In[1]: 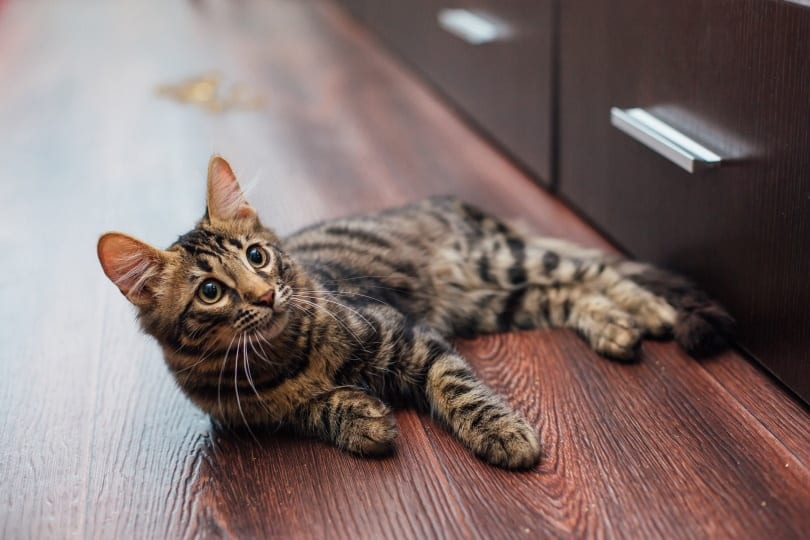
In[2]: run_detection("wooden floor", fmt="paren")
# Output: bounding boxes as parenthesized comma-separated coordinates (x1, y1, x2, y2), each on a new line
(1, 1, 809, 538)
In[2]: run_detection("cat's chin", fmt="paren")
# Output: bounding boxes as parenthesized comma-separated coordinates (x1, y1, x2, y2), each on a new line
(260, 310, 290, 340)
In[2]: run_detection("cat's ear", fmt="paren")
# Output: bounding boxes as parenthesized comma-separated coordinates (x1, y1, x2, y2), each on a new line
(205, 156, 256, 223)
(97, 232, 168, 306)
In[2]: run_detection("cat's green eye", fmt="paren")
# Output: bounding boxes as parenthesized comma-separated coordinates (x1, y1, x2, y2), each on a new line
(246, 244, 268, 268)
(198, 279, 224, 304)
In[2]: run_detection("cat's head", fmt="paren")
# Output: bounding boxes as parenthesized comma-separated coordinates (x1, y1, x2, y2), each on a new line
(98, 156, 297, 359)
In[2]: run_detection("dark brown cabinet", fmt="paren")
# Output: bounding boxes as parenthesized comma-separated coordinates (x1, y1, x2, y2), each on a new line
(339, 0, 554, 184)
(336, 0, 810, 403)
(559, 0, 810, 400)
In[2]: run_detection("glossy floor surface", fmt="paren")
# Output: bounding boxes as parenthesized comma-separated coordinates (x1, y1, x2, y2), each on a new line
(1, 1, 808, 538)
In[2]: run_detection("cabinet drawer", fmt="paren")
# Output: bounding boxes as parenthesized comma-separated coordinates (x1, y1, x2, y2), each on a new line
(560, 0, 810, 400)
(338, 0, 554, 184)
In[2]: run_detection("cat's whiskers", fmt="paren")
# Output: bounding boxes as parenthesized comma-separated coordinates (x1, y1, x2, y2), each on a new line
(290, 297, 365, 350)
(292, 293, 376, 335)
(291, 293, 371, 331)
(175, 335, 230, 375)
(242, 337, 274, 416)
(233, 333, 260, 443)
(295, 289, 396, 308)
(175, 354, 210, 376)
(247, 331, 277, 367)
(289, 296, 368, 350)
(314, 273, 407, 284)
(217, 332, 239, 420)
(255, 331, 275, 350)
(172, 335, 196, 356)
(171, 321, 218, 356)
(288, 301, 314, 320)
(254, 333, 277, 362)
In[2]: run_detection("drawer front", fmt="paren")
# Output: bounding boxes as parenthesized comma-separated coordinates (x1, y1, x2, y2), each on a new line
(338, 0, 554, 184)
(560, 0, 810, 400)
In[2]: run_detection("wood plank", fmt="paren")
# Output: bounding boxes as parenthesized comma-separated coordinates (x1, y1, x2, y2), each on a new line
(431, 334, 810, 538)
(703, 352, 810, 467)
(185, 412, 472, 539)
(0, 0, 808, 539)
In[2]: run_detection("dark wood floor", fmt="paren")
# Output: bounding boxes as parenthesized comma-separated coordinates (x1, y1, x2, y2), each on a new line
(1, 1, 808, 538)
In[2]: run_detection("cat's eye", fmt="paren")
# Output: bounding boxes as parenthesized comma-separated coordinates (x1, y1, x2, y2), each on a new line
(198, 279, 224, 304)
(246, 244, 268, 268)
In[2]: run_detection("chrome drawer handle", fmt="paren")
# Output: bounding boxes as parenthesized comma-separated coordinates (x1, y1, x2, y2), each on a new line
(610, 107, 722, 173)
(437, 8, 509, 45)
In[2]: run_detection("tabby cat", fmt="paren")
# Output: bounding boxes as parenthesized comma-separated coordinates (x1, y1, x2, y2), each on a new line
(97, 156, 732, 469)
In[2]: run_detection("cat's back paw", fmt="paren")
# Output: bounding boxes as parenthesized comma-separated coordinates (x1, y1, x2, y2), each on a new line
(572, 294, 643, 360)
(601, 274, 677, 338)
(633, 294, 677, 338)
(593, 313, 643, 360)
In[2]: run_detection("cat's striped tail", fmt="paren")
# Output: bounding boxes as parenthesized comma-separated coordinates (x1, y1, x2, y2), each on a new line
(616, 262, 735, 357)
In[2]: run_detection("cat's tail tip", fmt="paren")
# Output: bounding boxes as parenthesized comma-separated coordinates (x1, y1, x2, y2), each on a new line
(673, 301, 735, 357)
(620, 263, 735, 357)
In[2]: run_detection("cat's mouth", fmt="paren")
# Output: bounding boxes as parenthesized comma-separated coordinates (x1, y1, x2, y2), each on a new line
(258, 286, 292, 339)
(231, 306, 290, 342)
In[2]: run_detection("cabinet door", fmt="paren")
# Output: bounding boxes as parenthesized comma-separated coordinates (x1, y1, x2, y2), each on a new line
(338, 0, 554, 185)
(560, 0, 810, 401)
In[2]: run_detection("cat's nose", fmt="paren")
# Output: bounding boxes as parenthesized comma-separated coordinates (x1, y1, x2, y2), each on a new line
(255, 288, 275, 308)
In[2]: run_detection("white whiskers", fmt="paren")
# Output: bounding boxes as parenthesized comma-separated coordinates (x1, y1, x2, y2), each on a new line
(233, 333, 260, 443)
(289, 295, 369, 350)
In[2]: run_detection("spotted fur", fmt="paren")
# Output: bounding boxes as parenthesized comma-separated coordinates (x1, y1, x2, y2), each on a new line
(97, 156, 732, 469)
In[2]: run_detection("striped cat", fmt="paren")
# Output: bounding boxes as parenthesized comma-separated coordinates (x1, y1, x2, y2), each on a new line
(97, 156, 733, 469)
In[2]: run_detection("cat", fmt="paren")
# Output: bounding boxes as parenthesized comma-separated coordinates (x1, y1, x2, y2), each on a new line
(97, 156, 733, 469)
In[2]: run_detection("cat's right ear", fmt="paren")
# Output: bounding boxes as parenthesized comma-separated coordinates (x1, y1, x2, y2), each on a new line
(97, 232, 168, 306)
(205, 156, 257, 223)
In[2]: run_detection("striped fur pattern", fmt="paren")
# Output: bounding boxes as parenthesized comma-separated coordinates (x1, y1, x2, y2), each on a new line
(97, 157, 732, 469)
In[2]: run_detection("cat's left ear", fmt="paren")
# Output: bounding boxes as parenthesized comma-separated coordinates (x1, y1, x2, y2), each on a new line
(205, 156, 257, 223)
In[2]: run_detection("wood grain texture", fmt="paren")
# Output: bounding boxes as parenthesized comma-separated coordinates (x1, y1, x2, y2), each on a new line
(0, 0, 808, 538)
(432, 333, 810, 539)
(702, 351, 810, 468)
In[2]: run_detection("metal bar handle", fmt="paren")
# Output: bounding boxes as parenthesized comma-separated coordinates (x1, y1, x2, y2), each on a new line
(610, 107, 722, 173)
(437, 8, 509, 45)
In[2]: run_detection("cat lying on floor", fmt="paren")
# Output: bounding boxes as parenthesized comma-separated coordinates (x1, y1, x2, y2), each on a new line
(97, 156, 732, 469)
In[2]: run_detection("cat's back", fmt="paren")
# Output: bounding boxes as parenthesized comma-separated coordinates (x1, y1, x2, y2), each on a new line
(286, 195, 463, 243)
(283, 196, 470, 265)
(282, 196, 472, 311)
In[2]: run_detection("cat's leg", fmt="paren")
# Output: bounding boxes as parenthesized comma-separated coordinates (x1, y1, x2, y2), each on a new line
(436, 201, 724, 357)
(480, 233, 677, 338)
(447, 202, 675, 331)
(331, 302, 540, 468)
(473, 283, 646, 360)
(612, 260, 734, 356)
(398, 325, 540, 469)
(431, 224, 675, 347)
(565, 291, 644, 360)
(589, 266, 677, 339)
(427, 273, 665, 360)
(292, 387, 398, 456)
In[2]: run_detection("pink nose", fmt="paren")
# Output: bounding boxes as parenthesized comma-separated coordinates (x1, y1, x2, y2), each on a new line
(256, 289, 275, 307)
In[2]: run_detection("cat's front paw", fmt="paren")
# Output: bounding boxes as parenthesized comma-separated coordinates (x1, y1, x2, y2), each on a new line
(471, 413, 541, 469)
(336, 397, 398, 456)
